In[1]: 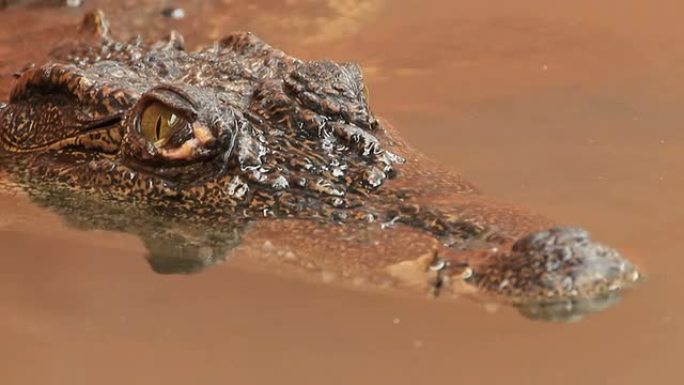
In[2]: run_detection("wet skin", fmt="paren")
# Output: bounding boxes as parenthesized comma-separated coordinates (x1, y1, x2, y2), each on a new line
(0, 11, 639, 320)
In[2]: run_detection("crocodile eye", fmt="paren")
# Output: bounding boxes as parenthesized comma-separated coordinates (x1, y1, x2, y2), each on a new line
(139, 103, 187, 145)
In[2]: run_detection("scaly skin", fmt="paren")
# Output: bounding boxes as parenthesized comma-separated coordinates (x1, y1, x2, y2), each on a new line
(0, 11, 639, 318)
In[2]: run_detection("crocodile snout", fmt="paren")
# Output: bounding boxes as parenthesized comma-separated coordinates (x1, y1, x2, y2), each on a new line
(467, 227, 640, 307)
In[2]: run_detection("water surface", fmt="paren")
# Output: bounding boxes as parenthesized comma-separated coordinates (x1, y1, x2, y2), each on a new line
(0, 1, 681, 384)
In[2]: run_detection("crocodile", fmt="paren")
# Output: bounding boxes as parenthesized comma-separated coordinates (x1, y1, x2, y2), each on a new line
(0, 11, 639, 321)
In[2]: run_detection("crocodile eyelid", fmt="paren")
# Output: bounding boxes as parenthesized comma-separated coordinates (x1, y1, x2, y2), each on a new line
(147, 84, 199, 109)
(138, 90, 198, 121)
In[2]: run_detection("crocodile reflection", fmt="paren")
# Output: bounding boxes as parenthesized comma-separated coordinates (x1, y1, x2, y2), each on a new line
(19, 181, 243, 274)
(13, 177, 636, 322)
(0, 11, 639, 321)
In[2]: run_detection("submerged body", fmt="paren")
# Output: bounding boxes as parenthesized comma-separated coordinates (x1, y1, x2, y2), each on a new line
(0, 11, 639, 320)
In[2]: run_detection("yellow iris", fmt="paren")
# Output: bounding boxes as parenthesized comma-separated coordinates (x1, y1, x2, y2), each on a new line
(139, 103, 186, 145)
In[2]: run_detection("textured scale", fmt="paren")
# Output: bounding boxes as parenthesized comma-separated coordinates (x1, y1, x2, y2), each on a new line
(0, 11, 640, 320)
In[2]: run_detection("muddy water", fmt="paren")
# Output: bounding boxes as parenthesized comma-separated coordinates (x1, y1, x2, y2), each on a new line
(0, 1, 681, 384)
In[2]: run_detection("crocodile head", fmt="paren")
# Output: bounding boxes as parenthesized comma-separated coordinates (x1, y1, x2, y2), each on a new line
(0, 11, 640, 320)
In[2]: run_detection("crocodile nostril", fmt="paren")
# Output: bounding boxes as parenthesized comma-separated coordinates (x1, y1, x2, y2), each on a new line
(470, 226, 640, 305)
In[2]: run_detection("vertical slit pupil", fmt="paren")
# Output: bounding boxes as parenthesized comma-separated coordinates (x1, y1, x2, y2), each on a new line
(155, 115, 162, 140)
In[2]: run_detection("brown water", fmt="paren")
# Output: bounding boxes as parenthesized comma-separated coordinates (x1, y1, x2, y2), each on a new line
(0, 0, 682, 384)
